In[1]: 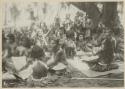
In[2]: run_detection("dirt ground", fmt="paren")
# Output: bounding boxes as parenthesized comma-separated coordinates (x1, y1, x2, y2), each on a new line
(3, 67, 124, 88)
(46, 71, 124, 87)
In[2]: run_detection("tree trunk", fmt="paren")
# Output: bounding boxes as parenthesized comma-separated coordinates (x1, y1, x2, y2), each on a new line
(71, 2, 119, 29)
(102, 2, 118, 29)
(71, 2, 101, 29)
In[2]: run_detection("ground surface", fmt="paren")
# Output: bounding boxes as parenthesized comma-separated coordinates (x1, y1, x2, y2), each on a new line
(2, 54, 124, 88)
(3, 67, 124, 88)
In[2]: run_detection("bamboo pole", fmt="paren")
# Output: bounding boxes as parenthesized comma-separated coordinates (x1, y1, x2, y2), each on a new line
(71, 77, 124, 81)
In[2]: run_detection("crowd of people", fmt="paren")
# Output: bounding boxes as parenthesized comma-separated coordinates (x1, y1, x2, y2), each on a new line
(2, 12, 123, 87)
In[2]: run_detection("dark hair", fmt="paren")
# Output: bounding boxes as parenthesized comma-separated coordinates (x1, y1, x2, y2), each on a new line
(30, 45, 45, 59)
(7, 34, 15, 42)
(22, 37, 32, 49)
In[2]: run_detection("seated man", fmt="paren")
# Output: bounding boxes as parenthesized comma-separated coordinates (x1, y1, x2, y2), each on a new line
(19, 45, 48, 87)
(99, 31, 116, 66)
(47, 39, 70, 75)
(47, 39, 67, 66)
(87, 31, 117, 72)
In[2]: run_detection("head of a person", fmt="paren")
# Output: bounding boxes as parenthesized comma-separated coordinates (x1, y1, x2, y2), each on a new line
(30, 45, 45, 59)
(22, 37, 33, 49)
(6, 34, 15, 44)
(79, 34, 83, 41)
(50, 39, 57, 48)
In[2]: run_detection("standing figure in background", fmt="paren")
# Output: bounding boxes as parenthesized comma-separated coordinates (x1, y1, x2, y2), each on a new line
(65, 31, 76, 59)
(85, 17, 93, 41)
(76, 34, 85, 51)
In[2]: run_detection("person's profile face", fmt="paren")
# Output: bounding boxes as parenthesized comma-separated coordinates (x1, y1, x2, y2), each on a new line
(51, 40, 56, 48)
(79, 35, 83, 40)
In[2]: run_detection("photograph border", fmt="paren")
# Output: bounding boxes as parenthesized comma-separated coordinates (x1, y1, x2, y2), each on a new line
(0, 0, 125, 88)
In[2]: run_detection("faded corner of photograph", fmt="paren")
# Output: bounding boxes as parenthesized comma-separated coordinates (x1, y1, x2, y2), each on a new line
(2, 1, 124, 88)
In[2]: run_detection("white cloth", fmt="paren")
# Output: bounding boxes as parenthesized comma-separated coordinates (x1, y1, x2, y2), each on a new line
(19, 60, 48, 80)
(11, 56, 27, 71)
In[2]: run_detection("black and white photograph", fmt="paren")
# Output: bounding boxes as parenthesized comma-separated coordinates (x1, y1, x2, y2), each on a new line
(2, 0, 124, 88)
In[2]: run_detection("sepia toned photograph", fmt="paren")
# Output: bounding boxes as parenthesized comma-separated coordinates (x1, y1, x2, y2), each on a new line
(2, 1, 124, 88)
